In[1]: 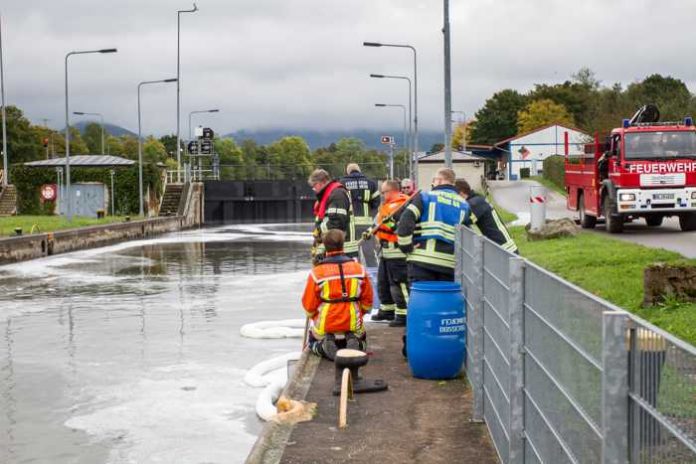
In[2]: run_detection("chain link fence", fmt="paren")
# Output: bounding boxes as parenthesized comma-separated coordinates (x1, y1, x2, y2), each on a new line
(456, 225, 696, 464)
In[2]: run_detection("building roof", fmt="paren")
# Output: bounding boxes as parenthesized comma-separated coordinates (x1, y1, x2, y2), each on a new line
(24, 155, 135, 168)
(494, 123, 589, 147)
(419, 150, 487, 163)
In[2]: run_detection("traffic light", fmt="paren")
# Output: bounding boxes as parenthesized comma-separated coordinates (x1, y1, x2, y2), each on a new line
(43, 137, 49, 148)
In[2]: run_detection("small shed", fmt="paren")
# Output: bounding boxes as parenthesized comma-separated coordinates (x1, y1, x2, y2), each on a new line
(494, 124, 591, 180)
(24, 155, 135, 217)
(417, 150, 486, 191)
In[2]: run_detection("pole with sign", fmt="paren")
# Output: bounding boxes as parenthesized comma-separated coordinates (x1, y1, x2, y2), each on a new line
(380, 135, 395, 178)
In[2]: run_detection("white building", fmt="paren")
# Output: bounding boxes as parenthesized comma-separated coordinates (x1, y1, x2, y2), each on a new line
(417, 150, 486, 191)
(494, 124, 591, 180)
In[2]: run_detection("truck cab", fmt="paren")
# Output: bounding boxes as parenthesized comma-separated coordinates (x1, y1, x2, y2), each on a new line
(565, 112, 696, 233)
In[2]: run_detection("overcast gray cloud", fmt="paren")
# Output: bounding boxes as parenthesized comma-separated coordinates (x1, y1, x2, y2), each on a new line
(2, 0, 696, 136)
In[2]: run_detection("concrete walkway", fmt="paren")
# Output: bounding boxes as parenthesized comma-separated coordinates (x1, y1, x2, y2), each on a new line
(277, 324, 498, 464)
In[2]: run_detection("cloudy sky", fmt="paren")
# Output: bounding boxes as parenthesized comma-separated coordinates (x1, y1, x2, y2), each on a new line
(2, 0, 696, 136)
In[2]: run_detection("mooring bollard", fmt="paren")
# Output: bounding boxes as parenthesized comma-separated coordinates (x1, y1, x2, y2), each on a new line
(529, 185, 547, 231)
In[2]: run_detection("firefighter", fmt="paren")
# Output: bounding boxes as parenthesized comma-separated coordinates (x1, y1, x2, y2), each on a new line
(455, 179, 518, 254)
(400, 178, 415, 195)
(397, 168, 471, 284)
(340, 163, 379, 266)
(301, 229, 374, 360)
(309, 169, 359, 262)
(368, 180, 410, 326)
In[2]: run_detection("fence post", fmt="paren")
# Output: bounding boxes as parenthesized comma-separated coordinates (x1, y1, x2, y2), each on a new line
(508, 257, 525, 463)
(602, 311, 629, 464)
(470, 233, 484, 421)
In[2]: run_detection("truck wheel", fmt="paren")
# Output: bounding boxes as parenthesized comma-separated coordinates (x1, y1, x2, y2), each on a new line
(603, 195, 624, 233)
(645, 216, 663, 227)
(578, 193, 597, 229)
(679, 212, 696, 231)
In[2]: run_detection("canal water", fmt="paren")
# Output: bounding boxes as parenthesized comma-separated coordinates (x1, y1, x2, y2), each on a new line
(0, 224, 312, 464)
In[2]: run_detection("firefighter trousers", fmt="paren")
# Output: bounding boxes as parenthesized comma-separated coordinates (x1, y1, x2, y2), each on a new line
(407, 262, 455, 284)
(378, 258, 409, 316)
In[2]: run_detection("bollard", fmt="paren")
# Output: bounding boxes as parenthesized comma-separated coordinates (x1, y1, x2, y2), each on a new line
(529, 185, 547, 231)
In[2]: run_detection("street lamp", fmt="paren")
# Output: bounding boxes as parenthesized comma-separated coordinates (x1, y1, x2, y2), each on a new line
(188, 108, 219, 140)
(138, 78, 177, 217)
(443, 0, 453, 167)
(176, 3, 199, 183)
(64, 47, 117, 221)
(363, 41, 419, 183)
(375, 103, 408, 178)
(0, 14, 8, 187)
(73, 111, 105, 154)
(370, 73, 412, 178)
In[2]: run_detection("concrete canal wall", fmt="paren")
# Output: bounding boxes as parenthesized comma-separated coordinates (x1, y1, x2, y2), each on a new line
(0, 182, 205, 265)
(0, 217, 185, 265)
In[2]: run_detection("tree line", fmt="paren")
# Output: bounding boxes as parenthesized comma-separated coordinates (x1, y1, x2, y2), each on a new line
(2, 105, 406, 182)
(464, 68, 696, 146)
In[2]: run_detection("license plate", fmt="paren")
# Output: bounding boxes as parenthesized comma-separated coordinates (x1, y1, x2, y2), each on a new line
(653, 193, 674, 200)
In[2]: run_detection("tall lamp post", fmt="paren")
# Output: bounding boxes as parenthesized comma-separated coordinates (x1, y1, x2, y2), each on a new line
(0, 14, 8, 187)
(375, 103, 407, 178)
(188, 108, 219, 140)
(65, 48, 117, 221)
(443, 0, 453, 167)
(176, 3, 199, 183)
(138, 78, 177, 217)
(370, 73, 412, 178)
(363, 41, 419, 183)
(73, 111, 105, 154)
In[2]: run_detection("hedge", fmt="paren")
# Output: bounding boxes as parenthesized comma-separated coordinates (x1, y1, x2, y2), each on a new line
(11, 164, 163, 215)
(542, 155, 565, 190)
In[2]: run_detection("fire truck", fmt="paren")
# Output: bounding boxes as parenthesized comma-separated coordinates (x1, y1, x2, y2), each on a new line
(565, 105, 696, 233)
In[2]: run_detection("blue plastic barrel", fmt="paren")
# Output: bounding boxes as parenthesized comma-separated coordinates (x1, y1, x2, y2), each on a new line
(366, 267, 380, 310)
(407, 281, 466, 379)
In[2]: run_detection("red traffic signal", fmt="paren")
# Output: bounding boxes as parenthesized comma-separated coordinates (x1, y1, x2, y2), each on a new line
(42, 137, 49, 148)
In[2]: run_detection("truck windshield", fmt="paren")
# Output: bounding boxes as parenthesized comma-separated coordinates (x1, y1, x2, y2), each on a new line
(625, 131, 696, 159)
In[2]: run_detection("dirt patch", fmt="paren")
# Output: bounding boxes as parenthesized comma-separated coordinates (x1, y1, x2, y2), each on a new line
(280, 324, 499, 464)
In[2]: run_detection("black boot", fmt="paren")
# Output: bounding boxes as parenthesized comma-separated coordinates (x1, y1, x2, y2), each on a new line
(371, 309, 395, 322)
(389, 315, 407, 327)
(345, 332, 364, 351)
(320, 334, 338, 361)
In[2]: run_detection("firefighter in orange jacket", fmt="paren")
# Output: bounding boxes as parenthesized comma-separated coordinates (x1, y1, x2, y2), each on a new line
(301, 229, 374, 360)
(369, 180, 411, 326)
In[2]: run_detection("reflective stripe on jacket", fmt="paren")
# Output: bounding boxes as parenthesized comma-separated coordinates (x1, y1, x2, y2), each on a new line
(397, 185, 470, 271)
(301, 254, 373, 337)
(340, 172, 379, 226)
(467, 192, 518, 253)
(313, 181, 359, 255)
(375, 192, 409, 259)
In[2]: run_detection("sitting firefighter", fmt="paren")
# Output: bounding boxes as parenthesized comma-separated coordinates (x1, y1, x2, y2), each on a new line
(301, 229, 374, 360)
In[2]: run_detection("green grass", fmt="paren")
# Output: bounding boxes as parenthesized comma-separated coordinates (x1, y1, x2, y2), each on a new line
(0, 215, 137, 237)
(511, 226, 696, 345)
(527, 176, 567, 197)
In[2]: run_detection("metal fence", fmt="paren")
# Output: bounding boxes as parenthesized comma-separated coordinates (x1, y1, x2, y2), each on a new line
(455, 226, 696, 464)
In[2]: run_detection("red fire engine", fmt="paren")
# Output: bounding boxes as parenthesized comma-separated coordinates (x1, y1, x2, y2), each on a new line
(565, 105, 696, 233)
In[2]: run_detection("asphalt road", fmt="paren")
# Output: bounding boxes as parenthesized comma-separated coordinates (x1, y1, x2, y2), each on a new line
(489, 180, 696, 259)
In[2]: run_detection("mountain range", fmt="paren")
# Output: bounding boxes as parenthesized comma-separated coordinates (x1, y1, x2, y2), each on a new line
(73, 120, 137, 137)
(75, 121, 445, 151)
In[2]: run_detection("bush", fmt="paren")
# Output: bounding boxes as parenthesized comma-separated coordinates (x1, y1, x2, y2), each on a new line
(520, 167, 530, 178)
(543, 155, 565, 190)
(12, 164, 163, 215)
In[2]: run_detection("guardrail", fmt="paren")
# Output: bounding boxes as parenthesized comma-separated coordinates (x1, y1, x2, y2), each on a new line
(455, 226, 696, 463)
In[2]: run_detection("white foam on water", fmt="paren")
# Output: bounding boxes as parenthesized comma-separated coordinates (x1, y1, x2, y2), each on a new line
(65, 363, 259, 464)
